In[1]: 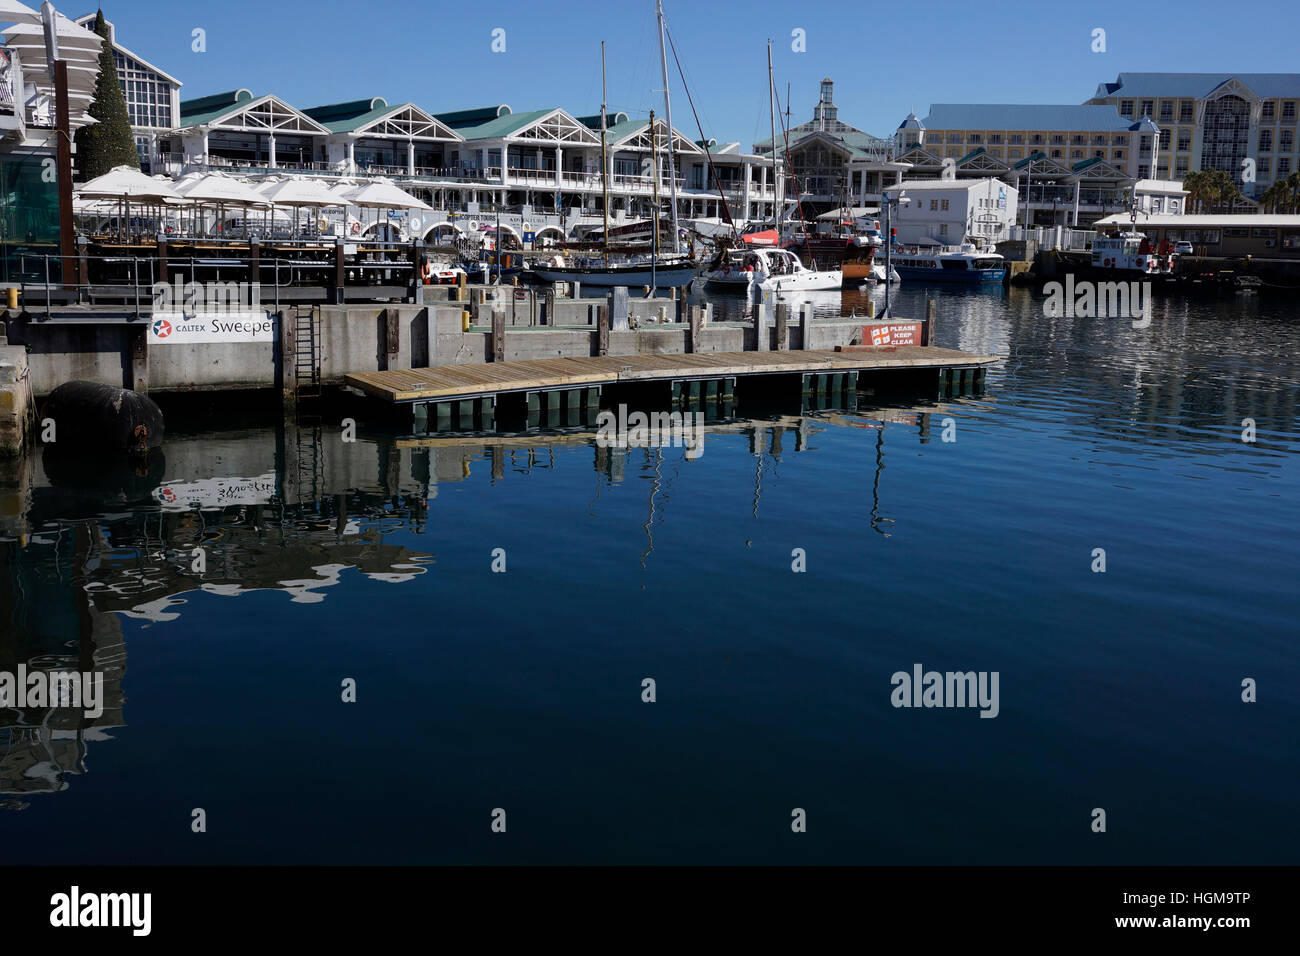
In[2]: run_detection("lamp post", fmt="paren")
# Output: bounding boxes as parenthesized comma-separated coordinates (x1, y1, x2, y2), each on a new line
(881, 189, 909, 320)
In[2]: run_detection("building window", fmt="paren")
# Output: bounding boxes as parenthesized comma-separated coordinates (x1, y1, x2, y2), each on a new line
(1071, 134, 1085, 145)
(1093, 135, 1107, 145)
(1010, 134, 1023, 144)
(1280, 157, 1292, 175)
(1071, 149, 1083, 158)
(1140, 135, 1151, 150)
(1284, 101, 1297, 120)
(1140, 99, 1154, 117)
(1159, 101, 1173, 120)
(939, 223, 948, 235)
(1113, 134, 1128, 145)
(947, 133, 961, 144)
(1258, 158, 1271, 175)
(1120, 99, 1134, 117)
(1177, 131, 1191, 151)
(1112, 149, 1125, 160)
(1259, 129, 1273, 151)
(989, 133, 1002, 144)
(941, 198, 949, 210)
(969, 133, 982, 144)
(930, 199, 938, 210)
(1179, 100, 1194, 122)
(1262, 101, 1276, 120)
(1051, 148, 1062, 158)
(1031, 134, 1044, 144)
(1160, 129, 1172, 149)
(1138, 165, 1149, 178)
(1282, 129, 1294, 151)
(1094, 150, 1105, 158)
(1050, 134, 1064, 144)
(1175, 157, 1189, 175)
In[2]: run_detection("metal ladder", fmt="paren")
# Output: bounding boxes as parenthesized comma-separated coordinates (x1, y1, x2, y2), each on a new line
(294, 305, 322, 403)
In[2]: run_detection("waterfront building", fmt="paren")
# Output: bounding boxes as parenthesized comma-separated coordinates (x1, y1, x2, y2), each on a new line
(754, 79, 905, 219)
(1093, 212, 1300, 258)
(1086, 73, 1300, 199)
(1, 3, 102, 279)
(882, 178, 1019, 245)
(895, 104, 1161, 228)
(72, 14, 181, 174)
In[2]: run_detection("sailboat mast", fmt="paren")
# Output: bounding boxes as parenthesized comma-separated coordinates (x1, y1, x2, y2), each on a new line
(656, 0, 680, 254)
(767, 41, 778, 229)
(650, 108, 660, 258)
(600, 41, 610, 253)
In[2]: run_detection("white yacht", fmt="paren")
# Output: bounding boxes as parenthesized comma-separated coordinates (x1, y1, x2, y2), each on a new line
(704, 247, 842, 294)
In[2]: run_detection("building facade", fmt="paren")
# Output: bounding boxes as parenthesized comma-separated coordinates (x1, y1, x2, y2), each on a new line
(73, 14, 182, 174)
(1087, 73, 1300, 198)
(882, 179, 1019, 245)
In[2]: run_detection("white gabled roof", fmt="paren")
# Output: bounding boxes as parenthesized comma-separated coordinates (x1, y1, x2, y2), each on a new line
(72, 13, 183, 86)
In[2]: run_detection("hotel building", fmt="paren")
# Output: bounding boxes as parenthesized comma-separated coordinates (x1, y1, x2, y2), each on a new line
(1086, 73, 1300, 199)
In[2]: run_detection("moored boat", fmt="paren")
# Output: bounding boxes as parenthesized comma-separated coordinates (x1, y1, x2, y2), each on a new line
(890, 243, 1006, 283)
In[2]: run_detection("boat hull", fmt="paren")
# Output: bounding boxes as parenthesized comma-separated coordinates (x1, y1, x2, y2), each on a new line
(893, 266, 1005, 284)
(530, 263, 696, 288)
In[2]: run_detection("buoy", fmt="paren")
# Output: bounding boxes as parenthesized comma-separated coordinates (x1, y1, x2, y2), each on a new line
(41, 381, 164, 455)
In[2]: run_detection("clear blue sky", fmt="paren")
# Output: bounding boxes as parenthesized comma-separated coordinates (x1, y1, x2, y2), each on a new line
(93, 0, 1300, 146)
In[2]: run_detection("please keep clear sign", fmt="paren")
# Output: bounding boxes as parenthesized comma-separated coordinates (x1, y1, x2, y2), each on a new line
(862, 321, 924, 346)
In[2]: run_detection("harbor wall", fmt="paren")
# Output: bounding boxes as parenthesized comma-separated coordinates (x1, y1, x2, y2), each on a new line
(3, 292, 863, 399)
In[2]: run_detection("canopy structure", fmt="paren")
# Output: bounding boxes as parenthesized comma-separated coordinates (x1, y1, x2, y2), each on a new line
(1, 3, 103, 130)
(76, 165, 184, 200)
(257, 177, 342, 207)
(816, 205, 880, 221)
(344, 180, 433, 211)
(173, 172, 271, 238)
(343, 179, 432, 240)
(257, 177, 344, 237)
(74, 165, 185, 239)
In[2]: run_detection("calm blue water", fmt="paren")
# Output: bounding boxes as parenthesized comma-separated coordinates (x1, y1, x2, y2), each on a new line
(2, 284, 1297, 864)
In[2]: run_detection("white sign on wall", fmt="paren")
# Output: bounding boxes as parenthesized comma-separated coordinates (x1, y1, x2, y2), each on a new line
(148, 312, 276, 344)
(153, 473, 278, 511)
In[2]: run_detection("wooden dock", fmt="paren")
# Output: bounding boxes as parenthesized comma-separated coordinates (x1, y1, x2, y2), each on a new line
(345, 347, 998, 404)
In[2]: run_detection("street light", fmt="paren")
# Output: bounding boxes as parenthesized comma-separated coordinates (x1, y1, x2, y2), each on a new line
(882, 189, 910, 320)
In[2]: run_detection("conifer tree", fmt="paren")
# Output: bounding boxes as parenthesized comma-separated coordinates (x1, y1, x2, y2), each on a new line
(74, 10, 139, 180)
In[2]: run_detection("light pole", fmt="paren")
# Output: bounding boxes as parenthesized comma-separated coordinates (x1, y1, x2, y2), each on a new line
(881, 189, 909, 320)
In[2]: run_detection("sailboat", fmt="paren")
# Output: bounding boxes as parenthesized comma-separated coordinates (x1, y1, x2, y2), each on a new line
(530, 6, 695, 290)
(704, 40, 840, 294)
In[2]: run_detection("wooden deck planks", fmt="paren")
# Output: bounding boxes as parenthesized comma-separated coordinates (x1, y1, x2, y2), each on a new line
(345, 347, 999, 403)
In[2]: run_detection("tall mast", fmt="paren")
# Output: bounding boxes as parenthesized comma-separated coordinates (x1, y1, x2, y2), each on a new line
(650, 108, 660, 259)
(767, 41, 778, 228)
(656, 0, 680, 254)
(600, 40, 610, 253)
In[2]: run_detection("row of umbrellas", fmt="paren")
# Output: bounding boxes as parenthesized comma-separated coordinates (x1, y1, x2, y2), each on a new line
(73, 165, 435, 239)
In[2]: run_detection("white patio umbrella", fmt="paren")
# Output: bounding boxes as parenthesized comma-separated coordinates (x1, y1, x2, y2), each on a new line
(75, 165, 185, 239)
(344, 179, 433, 240)
(175, 172, 270, 238)
(257, 177, 343, 238)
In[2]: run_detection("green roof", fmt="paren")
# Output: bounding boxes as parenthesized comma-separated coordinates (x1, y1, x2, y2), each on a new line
(436, 105, 511, 129)
(302, 98, 389, 131)
(453, 108, 556, 139)
(575, 111, 629, 129)
(1011, 151, 1050, 169)
(179, 89, 254, 126)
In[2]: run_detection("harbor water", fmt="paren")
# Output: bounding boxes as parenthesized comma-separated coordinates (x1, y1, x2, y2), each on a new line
(2, 283, 1297, 864)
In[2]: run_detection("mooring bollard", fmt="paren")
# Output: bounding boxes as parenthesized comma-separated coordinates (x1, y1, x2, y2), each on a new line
(925, 298, 937, 346)
(491, 306, 506, 362)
